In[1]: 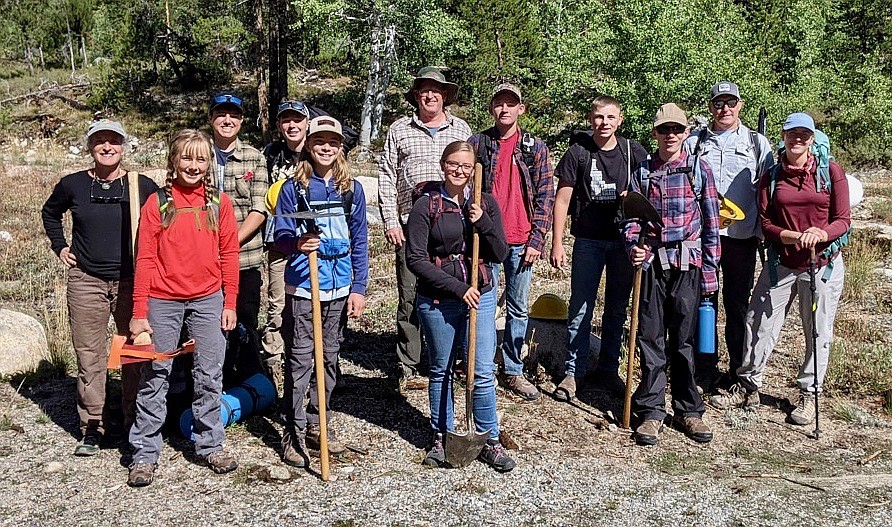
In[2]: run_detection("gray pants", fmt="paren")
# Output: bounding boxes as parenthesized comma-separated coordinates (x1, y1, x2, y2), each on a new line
(739, 257, 845, 394)
(130, 291, 226, 463)
(281, 294, 347, 432)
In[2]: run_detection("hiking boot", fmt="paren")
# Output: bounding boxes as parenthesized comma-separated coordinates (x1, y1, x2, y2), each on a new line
(635, 419, 663, 446)
(501, 374, 540, 401)
(672, 415, 713, 443)
(73, 432, 101, 457)
(281, 430, 309, 468)
(393, 368, 428, 393)
(422, 433, 445, 468)
(789, 392, 817, 425)
(587, 369, 626, 397)
(127, 462, 155, 487)
(306, 423, 346, 455)
(710, 383, 760, 410)
(553, 376, 577, 402)
(204, 449, 238, 474)
(478, 439, 516, 472)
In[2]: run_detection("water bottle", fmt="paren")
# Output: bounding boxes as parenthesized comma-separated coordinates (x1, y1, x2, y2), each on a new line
(697, 300, 716, 354)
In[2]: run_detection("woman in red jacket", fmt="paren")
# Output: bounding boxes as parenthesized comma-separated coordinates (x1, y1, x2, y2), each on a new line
(711, 113, 850, 426)
(127, 129, 241, 487)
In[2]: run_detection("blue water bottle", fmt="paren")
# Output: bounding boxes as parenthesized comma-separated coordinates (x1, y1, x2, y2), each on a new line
(697, 300, 716, 354)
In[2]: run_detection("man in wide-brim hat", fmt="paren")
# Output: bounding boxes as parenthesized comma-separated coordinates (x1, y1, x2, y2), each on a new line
(378, 66, 471, 391)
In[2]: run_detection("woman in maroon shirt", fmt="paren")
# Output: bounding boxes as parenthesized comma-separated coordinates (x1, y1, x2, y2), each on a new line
(710, 112, 850, 426)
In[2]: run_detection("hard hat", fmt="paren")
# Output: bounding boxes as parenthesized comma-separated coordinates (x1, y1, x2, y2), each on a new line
(265, 179, 288, 213)
(718, 196, 745, 229)
(529, 293, 568, 321)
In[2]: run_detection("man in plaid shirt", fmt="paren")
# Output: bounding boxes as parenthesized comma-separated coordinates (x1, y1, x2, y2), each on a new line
(378, 67, 471, 389)
(468, 83, 554, 401)
(623, 103, 721, 446)
(208, 92, 270, 386)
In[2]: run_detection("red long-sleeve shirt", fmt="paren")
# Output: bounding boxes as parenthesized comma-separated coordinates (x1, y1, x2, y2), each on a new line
(132, 184, 240, 318)
(758, 157, 850, 271)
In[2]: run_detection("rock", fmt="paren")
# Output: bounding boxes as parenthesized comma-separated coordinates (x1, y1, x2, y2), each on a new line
(68, 146, 80, 155)
(365, 204, 382, 225)
(266, 465, 291, 481)
(0, 231, 12, 242)
(354, 176, 379, 206)
(143, 168, 167, 187)
(23, 149, 36, 163)
(0, 309, 50, 375)
(44, 462, 64, 474)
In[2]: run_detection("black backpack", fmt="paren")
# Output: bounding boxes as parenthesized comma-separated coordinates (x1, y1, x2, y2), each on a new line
(474, 129, 536, 193)
(306, 105, 359, 152)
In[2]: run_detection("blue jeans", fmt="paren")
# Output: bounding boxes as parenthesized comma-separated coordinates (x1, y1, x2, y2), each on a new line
(416, 289, 499, 439)
(565, 238, 633, 377)
(492, 245, 533, 376)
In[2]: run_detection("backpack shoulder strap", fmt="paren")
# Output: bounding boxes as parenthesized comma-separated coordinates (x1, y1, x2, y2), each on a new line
(768, 163, 781, 203)
(693, 127, 709, 157)
(520, 131, 536, 169)
(638, 160, 652, 197)
(156, 188, 171, 215)
(341, 182, 354, 225)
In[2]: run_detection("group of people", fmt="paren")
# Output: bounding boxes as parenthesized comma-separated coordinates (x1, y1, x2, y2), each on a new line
(41, 66, 850, 485)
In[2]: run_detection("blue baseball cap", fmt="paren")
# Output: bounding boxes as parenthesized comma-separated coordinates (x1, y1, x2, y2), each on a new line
(210, 92, 244, 113)
(782, 112, 816, 133)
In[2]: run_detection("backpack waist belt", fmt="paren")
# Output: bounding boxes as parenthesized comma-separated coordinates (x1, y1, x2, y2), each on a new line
(656, 240, 701, 271)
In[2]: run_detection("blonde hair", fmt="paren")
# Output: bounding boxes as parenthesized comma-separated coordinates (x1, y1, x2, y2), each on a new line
(294, 136, 352, 195)
(162, 129, 219, 231)
(440, 140, 476, 164)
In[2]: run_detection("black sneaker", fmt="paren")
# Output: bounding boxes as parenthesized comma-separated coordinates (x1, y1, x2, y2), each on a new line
(478, 439, 516, 472)
(422, 433, 445, 467)
(74, 432, 101, 457)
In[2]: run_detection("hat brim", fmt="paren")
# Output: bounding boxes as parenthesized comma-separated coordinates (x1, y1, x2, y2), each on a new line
(210, 102, 244, 114)
(307, 128, 344, 141)
(404, 79, 459, 107)
(653, 117, 688, 128)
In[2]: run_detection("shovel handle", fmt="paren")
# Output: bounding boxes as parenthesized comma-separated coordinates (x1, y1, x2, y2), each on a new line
(623, 226, 650, 429)
(309, 250, 330, 481)
(465, 164, 484, 432)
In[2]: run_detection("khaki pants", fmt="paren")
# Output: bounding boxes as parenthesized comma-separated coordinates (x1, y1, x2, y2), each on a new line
(66, 267, 140, 436)
(261, 248, 287, 362)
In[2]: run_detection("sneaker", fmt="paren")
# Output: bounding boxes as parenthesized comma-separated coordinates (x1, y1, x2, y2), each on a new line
(422, 433, 445, 467)
(478, 439, 516, 472)
(709, 383, 760, 410)
(127, 462, 155, 487)
(553, 376, 576, 402)
(789, 392, 817, 425)
(586, 369, 626, 397)
(74, 432, 101, 457)
(281, 430, 308, 468)
(204, 449, 238, 474)
(306, 423, 346, 455)
(501, 374, 540, 401)
(672, 415, 713, 443)
(635, 419, 663, 446)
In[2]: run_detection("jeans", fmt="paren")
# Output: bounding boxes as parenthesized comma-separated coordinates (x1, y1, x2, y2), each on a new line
(492, 244, 533, 376)
(416, 289, 499, 439)
(564, 238, 633, 377)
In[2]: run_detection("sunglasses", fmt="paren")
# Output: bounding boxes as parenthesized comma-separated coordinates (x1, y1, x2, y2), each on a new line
(655, 124, 687, 135)
(711, 98, 740, 110)
(277, 101, 307, 116)
(213, 94, 243, 108)
(90, 177, 124, 204)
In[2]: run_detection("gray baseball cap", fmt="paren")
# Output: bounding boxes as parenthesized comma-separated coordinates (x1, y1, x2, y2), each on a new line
(710, 81, 741, 101)
(86, 119, 127, 142)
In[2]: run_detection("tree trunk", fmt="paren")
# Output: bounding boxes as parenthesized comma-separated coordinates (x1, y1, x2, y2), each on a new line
(65, 16, 76, 74)
(81, 35, 88, 68)
(359, 16, 395, 153)
(254, 0, 270, 142)
(268, 0, 289, 128)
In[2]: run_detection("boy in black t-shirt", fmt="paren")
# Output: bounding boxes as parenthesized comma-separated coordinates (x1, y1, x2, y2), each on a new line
(550, 96, 650, 400)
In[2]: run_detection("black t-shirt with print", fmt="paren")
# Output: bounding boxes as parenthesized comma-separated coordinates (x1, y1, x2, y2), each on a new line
(556, 134, 649, 240)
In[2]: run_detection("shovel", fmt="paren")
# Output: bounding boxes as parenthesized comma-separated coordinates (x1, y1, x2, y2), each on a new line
(445, 163, 489, 467)
(621, 191, 664, 429)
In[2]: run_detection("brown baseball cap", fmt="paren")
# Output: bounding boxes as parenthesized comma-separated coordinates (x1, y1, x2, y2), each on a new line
(653, 103, 689, 128)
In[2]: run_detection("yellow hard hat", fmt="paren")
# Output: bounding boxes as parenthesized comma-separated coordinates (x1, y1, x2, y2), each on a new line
(529, 293, 569, 321)
(265, 179, 288, 213)
(719, 196, 745, 229)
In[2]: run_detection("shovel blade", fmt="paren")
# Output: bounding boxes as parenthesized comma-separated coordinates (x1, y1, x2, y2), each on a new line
(623, 191, 664, 227)
(445, 430, 488, 468)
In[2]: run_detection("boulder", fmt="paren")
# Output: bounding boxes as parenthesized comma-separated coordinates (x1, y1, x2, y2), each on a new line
(354, 176, 379, 206)
(0, 309, 50, 375)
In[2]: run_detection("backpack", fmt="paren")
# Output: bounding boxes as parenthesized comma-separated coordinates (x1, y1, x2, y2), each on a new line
(475, 129, 536, 193)
(765, 129, 848, 284)
(691, 125, 769, 184)
(306, 105, 359, 152)
(156, 188, 220, 224)
(411, 180, 465, 225)
(568, 130, 632, 203)
(637, 152, 705, 201)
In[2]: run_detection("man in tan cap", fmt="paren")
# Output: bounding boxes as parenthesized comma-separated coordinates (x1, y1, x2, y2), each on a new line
(378, 66, 471, 390)
(622, 103, 721, 446)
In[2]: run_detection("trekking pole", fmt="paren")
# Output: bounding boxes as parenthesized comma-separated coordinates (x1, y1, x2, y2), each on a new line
(809, 247, 821, 440)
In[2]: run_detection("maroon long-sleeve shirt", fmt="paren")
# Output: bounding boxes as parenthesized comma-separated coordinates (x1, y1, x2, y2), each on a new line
(758, 156, 850, 271)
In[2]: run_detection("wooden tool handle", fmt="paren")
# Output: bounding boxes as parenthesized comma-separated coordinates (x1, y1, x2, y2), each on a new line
(466, 163, 484, 427)
(308, 250, 330, 481)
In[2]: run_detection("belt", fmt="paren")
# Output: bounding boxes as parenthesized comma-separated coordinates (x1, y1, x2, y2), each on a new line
(657, 240, 701, 271)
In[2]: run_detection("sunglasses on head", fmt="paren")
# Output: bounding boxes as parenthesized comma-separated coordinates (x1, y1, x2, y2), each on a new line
(213, 94, 243, 108)
(655, 124, 687, 135)
(278, 101, 307, 116)
(711, 98, 740, 110)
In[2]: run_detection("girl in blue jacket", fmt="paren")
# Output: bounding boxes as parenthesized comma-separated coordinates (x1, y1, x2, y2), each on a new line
(273, 117, 368, 467)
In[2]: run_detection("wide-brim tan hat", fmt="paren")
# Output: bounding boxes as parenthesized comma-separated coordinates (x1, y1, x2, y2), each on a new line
(404, 66, 459, 107)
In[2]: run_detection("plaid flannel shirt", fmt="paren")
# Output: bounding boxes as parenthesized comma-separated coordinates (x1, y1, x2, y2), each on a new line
(212, 138, 269, 270)
(468, 128, 555, 252)
(378, 111, 472, 230)
(623, 151, 721, 294)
